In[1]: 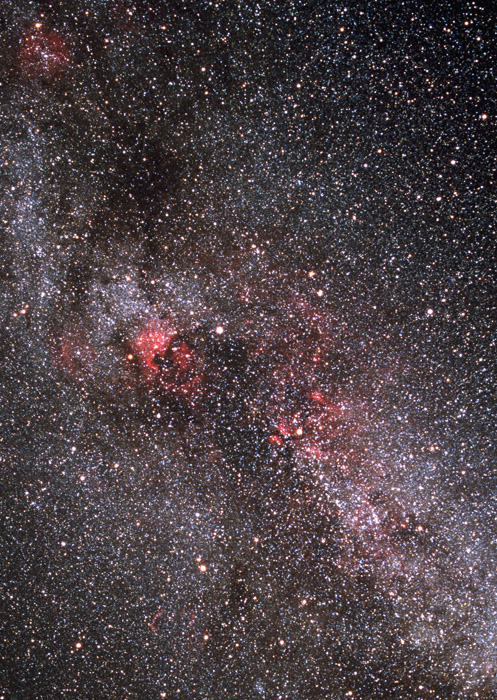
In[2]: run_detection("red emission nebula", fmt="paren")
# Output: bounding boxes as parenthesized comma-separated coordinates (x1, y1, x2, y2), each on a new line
(51, 276, 412, 588)
(18, 22, 72, 80)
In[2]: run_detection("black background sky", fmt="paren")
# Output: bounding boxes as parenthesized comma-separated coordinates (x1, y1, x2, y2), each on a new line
(1, 2, 497, 699)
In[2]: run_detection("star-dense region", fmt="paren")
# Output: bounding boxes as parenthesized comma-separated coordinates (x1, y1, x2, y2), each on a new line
(0, 1, 496, 698)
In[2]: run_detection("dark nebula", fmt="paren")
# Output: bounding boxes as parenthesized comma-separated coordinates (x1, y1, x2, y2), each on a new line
(1, 2, 497, 699)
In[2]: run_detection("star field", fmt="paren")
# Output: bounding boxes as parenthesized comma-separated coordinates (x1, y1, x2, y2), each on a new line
(1, 2, 496, 699)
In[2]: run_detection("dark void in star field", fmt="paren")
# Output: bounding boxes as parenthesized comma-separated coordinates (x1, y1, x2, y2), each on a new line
(1, 2, 497, 699)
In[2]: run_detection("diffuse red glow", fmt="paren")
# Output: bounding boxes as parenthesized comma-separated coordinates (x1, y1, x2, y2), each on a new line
(264, 332, 361, 464)
(18, 22, 72, 81)
(132, 322, 177, 375)
(130, 321, 204, 407)
(51, 327, 95, 381)
(52, 319, 204, 407)
(51, 303, 416, 585)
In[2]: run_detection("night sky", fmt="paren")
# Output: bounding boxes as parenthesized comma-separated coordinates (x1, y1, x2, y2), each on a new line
(1, 2, 497, 699)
